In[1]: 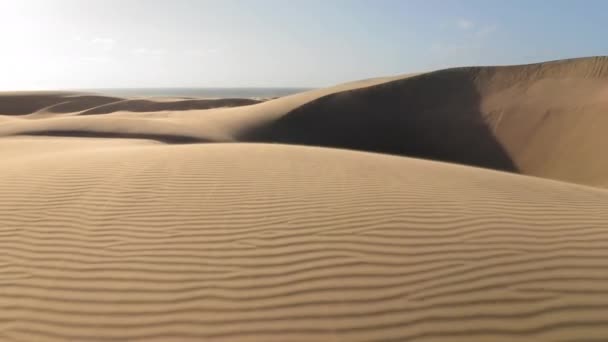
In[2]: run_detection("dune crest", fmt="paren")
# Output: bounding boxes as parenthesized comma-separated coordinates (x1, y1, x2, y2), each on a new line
(0, 92, 263, 117)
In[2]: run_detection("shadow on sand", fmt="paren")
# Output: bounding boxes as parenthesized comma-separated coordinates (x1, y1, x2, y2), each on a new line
(243, 68, 518, 173)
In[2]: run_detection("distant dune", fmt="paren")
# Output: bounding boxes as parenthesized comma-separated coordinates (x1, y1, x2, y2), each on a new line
(0, 92, 122, 115)
(2, 57, 608, 341)
(0, 92, 262, 116)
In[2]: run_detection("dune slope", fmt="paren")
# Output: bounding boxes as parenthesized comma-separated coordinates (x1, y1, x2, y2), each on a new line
(0, 92, 122, 115)
(244, 56, 608, 186)
(2, 57, 608, 186)
(1, 141, 608, 341)
(0, 92, 262, 117)
(244, 67, 518, 172)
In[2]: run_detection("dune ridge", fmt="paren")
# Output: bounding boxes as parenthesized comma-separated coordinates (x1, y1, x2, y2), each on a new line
(0, 92, 122, 116)
(0, 92, 262, 117)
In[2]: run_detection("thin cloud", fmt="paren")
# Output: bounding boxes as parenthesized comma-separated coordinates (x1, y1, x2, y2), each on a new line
(132, 47, 166, 56)
(457, 19, 474, 30)
(91, 38, 116, 51)
(475, 25, 497, 38)
(185, 47, 222, 57)
(79, 56, 112, 64)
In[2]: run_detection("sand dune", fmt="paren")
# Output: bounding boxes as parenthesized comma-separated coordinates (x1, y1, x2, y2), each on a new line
(0, 92, 122, 115)
(0, 92, 262, 117)
(2, 141, 608, 341)
(242, 56, 608, 186)
(2, 57, 608, 341)
(78, 97, 262, 115)
(2, 57, 608, 185)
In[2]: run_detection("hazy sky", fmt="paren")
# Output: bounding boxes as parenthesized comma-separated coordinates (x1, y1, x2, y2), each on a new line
(1, 0, 607, 90)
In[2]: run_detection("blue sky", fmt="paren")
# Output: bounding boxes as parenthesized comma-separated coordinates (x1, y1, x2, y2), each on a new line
(1, 0, 606, 89)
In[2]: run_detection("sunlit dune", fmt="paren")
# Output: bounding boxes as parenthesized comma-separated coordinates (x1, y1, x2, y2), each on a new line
(2, 57, 608, 341)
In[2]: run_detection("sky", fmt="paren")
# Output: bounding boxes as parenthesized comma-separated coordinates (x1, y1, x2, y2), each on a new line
(1, 0, 607, 90)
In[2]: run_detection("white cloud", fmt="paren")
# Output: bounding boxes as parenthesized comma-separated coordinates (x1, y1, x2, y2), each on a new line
(430, 43, 443, 51)
(475, 25, 497, 38)
(185, 47, 222, 57)
(79, 56, 112, 64)
(91, 37, 115, 51)
(132, 47, 166, 56)
(457, 19, 474, 30)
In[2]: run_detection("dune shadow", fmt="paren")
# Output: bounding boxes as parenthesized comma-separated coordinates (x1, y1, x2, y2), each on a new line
(79, 98, 263, 115)
(242, 68, 518, 172)
(24, 131, 205, 144)
(0, 93, 262, 116)
(0, 93, 119, 115)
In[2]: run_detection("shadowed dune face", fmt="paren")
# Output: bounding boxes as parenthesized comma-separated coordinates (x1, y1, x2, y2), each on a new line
(0, 92, 121, 115)
(241, 57, 608, 185)
(79, 98, 262, 115)
(38, 95, 124, 113)
(244, 69, 519, 172)
(24, 130, 206, 144)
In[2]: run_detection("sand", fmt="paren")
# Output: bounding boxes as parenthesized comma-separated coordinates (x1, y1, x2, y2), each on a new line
(3, 57, 608, 185)
(1, 57, 608, 341)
